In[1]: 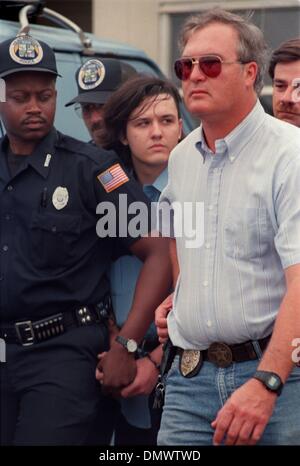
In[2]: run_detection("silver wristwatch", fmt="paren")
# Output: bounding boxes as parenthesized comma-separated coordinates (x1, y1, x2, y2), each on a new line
(115, 335, 138, 353)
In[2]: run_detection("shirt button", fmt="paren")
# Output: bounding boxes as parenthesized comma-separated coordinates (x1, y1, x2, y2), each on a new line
(205, 242, 210, 249)
(207, 320, 212, 327)
(51, 226, 57, 233)
(2, 245, 9, 252)
(202, 281, 208, 287)
(208, 205, 213, 211)
(7, 185, 13, 191)
(5, 214, 11, 221)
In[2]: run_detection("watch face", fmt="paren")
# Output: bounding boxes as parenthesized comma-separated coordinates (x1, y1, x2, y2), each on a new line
(254, 370, 283, 395)
(267, 374, 281, 390)
(127, 339, 138, 352)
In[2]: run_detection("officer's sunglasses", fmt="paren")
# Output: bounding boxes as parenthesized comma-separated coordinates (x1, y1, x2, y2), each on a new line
(174, 55, 247, 81)
(74, 103, 104, 119)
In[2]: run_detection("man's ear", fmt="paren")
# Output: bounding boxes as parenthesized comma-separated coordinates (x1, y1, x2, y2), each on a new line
(244, 61, 258, 89)
(120, 134, 129, 145)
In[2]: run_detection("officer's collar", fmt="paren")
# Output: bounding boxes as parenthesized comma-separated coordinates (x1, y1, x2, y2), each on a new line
(0, 129, 58, 179)
(26, 128, 58, 179)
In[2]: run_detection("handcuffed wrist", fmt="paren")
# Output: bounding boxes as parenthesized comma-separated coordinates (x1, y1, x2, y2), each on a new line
(145, 352, 160, 371)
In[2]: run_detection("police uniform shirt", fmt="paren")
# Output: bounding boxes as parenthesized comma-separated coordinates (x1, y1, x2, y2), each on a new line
(0, 128, 151, 322)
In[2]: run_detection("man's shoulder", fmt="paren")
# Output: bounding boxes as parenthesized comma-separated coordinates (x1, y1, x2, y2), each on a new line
(170, 126, 201, 159)
(264, 114, 300, 147)
(55, 131, 119, 168)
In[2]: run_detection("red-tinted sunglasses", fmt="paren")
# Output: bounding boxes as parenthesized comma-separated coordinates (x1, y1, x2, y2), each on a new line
(174, 55, 246, 80)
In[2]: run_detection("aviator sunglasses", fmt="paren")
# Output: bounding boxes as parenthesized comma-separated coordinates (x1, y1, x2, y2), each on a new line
(174, 55, 247, 80)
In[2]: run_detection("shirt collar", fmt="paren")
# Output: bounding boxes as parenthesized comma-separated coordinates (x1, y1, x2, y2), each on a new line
(143, 168, 168, 200)
(196, 100, 266, 163)
(26, 128, 58, 178)
(150, 167, 168, 193)
(0, 128, 58, 180)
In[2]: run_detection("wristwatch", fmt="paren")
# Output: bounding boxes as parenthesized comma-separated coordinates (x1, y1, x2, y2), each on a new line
(115, 335, 138, 353)
(253, 370, 283, 396)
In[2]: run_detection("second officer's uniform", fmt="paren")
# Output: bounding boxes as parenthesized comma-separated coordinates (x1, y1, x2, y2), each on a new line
(0, 34, 151, 445)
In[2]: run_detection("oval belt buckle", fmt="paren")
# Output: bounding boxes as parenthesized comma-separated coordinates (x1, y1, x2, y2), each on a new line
(179, 350, 202, 378)
(207, 342, 233, 368)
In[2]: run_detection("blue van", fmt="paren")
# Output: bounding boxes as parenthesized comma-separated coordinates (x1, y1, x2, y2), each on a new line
(0, 0, 195, 140)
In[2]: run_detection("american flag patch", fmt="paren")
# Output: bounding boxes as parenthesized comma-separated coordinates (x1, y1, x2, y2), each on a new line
(97, 163, 129, 193)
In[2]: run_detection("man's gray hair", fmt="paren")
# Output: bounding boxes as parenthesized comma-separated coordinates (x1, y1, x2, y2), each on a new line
(179, 8, 268, 94)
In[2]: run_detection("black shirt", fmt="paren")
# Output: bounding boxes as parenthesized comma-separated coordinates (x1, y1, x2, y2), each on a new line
(0, 128, 150, 322)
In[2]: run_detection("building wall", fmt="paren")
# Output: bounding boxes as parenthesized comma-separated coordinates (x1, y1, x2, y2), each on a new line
(93, 0, 160, 62)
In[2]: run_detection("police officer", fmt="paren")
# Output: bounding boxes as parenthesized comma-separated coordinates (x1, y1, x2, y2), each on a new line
(0, 34, 171, 445)
(65, 58, 135, 145)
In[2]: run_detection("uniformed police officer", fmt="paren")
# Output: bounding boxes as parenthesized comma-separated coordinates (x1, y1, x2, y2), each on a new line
(0, 34, 171, 445)
(65, 58, 136, 145)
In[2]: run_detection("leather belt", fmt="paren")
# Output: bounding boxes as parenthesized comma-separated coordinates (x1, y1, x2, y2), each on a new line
(176, 335, 271, 368)
(0, 295, 113, 347)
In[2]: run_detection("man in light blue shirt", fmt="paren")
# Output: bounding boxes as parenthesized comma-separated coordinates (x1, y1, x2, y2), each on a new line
(157, 9, 300, 446)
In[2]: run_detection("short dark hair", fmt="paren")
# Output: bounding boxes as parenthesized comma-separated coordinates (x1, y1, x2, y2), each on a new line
(100, 74, 182, 168)
(269, 38, 300, 80)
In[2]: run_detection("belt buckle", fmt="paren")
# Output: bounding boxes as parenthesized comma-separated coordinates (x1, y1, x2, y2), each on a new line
(15, 321, 35, 346)
(207, 342, 233, 368)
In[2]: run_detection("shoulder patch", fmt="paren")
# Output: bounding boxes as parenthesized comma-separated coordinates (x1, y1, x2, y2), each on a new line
(97, 163, 129, 193)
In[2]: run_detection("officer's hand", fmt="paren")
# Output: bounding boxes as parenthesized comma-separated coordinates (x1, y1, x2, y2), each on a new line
(97, 345, 137, 394)
(155, 293, 173, 343)
(211, 378, 277, 445)
(120, 356, 159, 398)
(95, 352, 105, 383)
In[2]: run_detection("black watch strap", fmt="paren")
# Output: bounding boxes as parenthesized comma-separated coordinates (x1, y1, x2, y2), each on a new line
(253, 370, 283, 396)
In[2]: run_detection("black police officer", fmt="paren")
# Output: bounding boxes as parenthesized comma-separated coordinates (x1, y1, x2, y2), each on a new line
(0, 34, 171, 445)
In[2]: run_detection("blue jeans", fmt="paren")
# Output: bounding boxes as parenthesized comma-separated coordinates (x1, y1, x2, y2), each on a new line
(158, 355, 300, 445)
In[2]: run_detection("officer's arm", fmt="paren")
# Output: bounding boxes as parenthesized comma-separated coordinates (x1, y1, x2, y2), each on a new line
(118, 235, 172, 342)
(98, 235, 172, 391)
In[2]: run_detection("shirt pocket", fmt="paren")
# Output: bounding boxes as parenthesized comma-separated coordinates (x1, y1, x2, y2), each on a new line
(223, 207, 273, 260)
(30, 211, 82, 270)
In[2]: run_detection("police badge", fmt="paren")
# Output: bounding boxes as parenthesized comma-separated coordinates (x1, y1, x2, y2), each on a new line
(179, 349, 203, 378)
(52, 187, 69, 210)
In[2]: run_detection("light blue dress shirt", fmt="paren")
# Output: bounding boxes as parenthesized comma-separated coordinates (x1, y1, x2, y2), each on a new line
(159, 101, 300, 350)
(110, 168, 168, 428)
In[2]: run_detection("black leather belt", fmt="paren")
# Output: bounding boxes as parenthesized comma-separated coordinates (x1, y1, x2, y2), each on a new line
(176, 335, 271, 368)
(0, 296, 114, 347)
